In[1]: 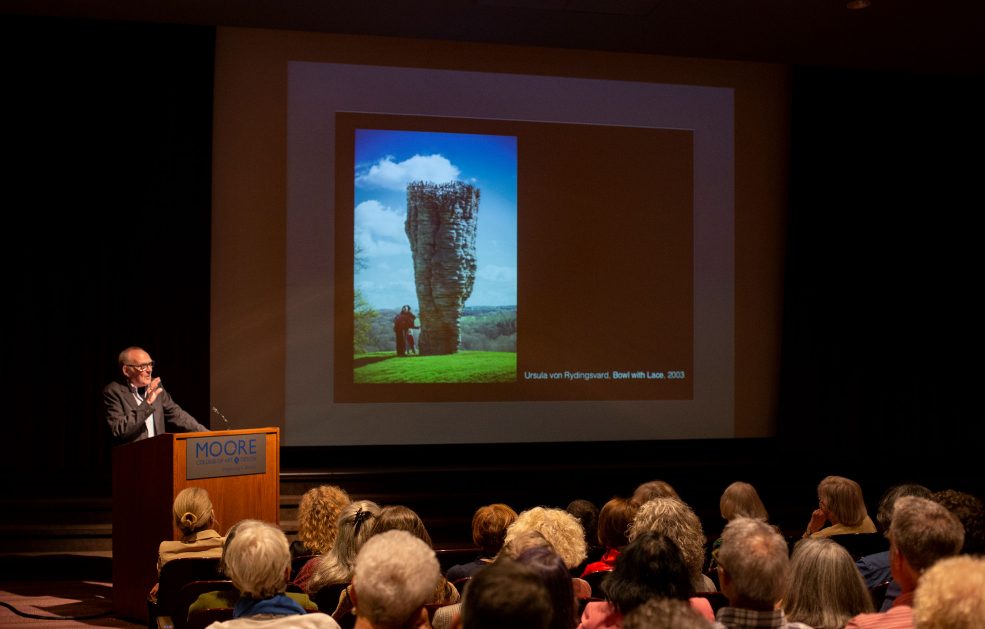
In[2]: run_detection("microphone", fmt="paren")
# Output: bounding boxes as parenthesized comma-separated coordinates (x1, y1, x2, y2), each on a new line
(211, 405, 231, 425)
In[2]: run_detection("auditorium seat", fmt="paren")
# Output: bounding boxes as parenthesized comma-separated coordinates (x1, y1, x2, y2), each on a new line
(827, 533, 887, 560)
(152, 557, 223, 629)
(172, 580, 237, 629)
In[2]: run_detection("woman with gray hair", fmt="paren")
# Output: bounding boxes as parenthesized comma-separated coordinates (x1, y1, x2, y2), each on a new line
(628, 497, 715, 591)
(783, 538, 873, 629)
(209, 520, 340, 628)
(305, 500, 381, 595)
(503, 506, 588, 570)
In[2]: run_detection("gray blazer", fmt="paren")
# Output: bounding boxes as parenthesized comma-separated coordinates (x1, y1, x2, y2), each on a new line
(104, 380, 207, 445)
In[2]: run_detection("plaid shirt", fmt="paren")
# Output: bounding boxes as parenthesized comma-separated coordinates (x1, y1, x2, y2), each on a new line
(716, 607, 814, 629)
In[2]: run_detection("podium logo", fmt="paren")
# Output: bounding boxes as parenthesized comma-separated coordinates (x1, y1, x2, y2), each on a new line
(187, 435, 265, 480)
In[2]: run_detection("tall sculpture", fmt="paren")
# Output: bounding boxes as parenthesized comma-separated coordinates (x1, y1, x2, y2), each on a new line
(405, 181, 480, 355)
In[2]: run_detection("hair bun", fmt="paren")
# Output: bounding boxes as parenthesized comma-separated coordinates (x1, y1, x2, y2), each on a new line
(181, 512, 199, 527)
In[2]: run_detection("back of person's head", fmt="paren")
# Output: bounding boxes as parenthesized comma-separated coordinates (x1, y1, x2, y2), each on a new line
(817, 476, 868, 527)
(352, 529, 440, 629)
(890, 496, 964, 572)
(622, 597, 714, 629)
(220, 519, 264, 576)
(504, 507, 587, 569)
(597, 497, 638, 550)
(514, 546, 575, 629)
(566, 499, 600, 547)
(296, 485, 351, 554)
(719, 482, 768, 522)
(717, 517, 789, 609)
(630, 480, 679, 506)
(308, 499, 381, 591)
(460, 557, 553, 629)
(370, 505, 433, 548)
(172, 487, 214, 537)
(602, 531, 693, 615)
(472, 504, 518, 556)
(500, 530, 553, 560)
(628, 497, 706, 584)
(930, 489, 985, 555)
(875, 484, 932, 532)
(783, 538, 873, 629)
(913, 555, 985, 629)
(223, 521, 291, 599)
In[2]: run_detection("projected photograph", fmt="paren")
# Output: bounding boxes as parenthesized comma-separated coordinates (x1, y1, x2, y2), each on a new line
(352, 129, 517, 384)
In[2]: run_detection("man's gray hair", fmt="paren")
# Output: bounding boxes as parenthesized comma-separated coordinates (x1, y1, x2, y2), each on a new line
(223, 520, 291, 599)
(890, 496, 964, 572)
(353, 529, 440, 629)
(718, 517, 789, 607)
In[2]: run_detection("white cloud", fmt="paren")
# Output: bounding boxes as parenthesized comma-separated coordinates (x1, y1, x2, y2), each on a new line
(355, 200, 407, 257)
(356, 154, 460, 190)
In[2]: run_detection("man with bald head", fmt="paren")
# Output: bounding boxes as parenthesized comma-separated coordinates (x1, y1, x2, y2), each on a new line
(104, 346, 207, 445)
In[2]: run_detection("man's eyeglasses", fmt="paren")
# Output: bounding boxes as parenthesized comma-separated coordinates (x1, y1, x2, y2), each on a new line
(126, 362, 155, 372)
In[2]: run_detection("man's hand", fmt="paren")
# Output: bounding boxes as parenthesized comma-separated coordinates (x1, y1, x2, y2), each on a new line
(146, 377, 164, 405)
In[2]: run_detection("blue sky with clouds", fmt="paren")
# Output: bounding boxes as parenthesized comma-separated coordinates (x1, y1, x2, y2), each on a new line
(354, 129, 517, 309)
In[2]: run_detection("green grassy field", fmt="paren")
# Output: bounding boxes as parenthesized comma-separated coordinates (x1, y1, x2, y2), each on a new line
(353, 350, 516, 383)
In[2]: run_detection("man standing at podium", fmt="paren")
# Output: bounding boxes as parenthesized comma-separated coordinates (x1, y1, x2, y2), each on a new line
(104, 346, 208, 445)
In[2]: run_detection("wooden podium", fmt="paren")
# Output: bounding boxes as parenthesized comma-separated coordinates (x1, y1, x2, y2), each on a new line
(111, 428, 280, 622)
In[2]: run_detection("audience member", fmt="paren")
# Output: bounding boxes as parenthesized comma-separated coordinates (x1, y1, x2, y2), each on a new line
(622, 598, 714, 629)
(581, 497, 638, 578)
(159, 486, 224, 571)
(930, 489, 985, 555)
(845, 496, 964, 629)
(292, 486, 351, 559)
(503, 506, 588, 571)
(913, 555, 985, 629)
(630, 480, 679, 506)
(804, 476, 877, 538)
(447, 504, 517, 582)
(189, 520, 319, 617)
(208, 520, 340, 628)
(628, 497, 715, 591)
(578, 531, 715, 629)
(453, 557, 554, 629)
(856, 484, 931, 611)
(516, 546, 577, 629)
(349, 530, 440, 629)
(715, 517, 811, 629)
(783, 538, 873, 629)
(305, 501, 381, 595)
(332, 506, 459, 626)
(709, 482, 769, 571)
(567, 499, 603, 569)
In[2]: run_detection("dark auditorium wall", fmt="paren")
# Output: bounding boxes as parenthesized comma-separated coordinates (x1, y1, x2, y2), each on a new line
(2, 16, 214, 493)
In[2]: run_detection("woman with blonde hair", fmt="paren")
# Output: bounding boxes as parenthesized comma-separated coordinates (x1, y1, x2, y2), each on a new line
(158, 486, 224, 571)
(804, 476, 876, 538)
(783, 537, 873, 628)
(628, 497, 714, 591)
(292, 485, 351, 559)
(503, 506, 588, 570)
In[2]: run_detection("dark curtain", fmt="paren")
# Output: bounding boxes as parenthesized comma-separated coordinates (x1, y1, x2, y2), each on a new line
(778, 65, 985, 494)
(2, 16, 214, 494)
